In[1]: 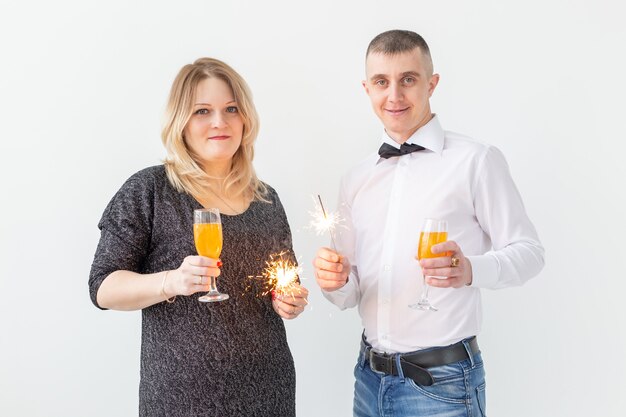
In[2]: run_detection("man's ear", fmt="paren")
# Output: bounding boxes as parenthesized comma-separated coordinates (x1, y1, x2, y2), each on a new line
(428, 73, 440, 97)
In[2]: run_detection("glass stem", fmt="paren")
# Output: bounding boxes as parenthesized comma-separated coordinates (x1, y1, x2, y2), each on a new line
(209, 276, 218, 293)
(421, 278, 431, 301)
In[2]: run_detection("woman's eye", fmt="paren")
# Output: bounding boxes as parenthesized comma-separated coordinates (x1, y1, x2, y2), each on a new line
(195, 108, 209, 115)
(226, 106, 239, 113)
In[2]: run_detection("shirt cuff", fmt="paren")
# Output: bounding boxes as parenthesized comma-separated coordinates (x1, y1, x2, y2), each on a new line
(466, 254, 500, 289)
(321, 274, 353, 297)
(321, 273, 357, 308)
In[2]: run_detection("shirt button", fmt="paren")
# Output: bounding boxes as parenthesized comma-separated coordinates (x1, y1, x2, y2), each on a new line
(382, 334, 388, 340)
(384, 265, 391, 271)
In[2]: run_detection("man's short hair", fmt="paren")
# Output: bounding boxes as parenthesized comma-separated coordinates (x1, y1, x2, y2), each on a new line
(366, 30, 433, 74)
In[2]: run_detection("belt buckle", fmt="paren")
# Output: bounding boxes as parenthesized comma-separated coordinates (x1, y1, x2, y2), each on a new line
(369, 349, 393, 375)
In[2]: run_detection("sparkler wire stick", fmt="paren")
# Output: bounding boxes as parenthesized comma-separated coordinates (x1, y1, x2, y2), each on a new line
(317, 194, 337, 250)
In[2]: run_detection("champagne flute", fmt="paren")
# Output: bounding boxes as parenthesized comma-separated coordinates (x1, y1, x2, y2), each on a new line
(194, 208, 229, 302)
(409, 218, 448, 311)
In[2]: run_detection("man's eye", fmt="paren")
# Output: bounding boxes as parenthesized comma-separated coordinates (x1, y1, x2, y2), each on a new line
(402, 77, 415, 84)
(226, 106, 239, 113)
(375, 79, 387, 86)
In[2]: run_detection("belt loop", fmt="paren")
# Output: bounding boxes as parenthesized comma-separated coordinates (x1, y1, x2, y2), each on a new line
(462, 338, 475, 367)
(394, 354, 405, 379)
(359, 333, 369, 368)
(359, 346, 368, 368)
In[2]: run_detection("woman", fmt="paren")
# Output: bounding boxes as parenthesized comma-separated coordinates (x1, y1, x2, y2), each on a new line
(89, 58, 308, 417)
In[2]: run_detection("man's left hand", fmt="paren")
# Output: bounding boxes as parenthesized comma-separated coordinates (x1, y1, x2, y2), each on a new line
(418, 240, 473, 288)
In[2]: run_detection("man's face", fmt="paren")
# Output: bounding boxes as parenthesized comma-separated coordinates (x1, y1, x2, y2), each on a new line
(363, 48, 439, 143)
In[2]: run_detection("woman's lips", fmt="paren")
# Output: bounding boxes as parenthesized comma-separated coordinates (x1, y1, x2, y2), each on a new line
(208, 135, 230, 140)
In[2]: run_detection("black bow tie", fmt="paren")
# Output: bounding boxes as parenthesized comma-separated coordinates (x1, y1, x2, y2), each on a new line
(378, 142, 426, 159)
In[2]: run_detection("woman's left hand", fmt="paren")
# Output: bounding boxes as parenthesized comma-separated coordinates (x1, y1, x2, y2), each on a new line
(272, 284, 309, 320)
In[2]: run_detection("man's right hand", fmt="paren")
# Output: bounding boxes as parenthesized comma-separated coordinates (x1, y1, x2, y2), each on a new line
(313, 247, 350, 291)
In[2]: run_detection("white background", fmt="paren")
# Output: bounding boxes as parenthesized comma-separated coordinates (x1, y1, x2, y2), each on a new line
(1, 0, 625, 416)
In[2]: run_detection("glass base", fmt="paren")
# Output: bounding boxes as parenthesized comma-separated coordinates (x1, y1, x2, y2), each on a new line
(198, 292, 230, 303)
(408, 300, 438, 311)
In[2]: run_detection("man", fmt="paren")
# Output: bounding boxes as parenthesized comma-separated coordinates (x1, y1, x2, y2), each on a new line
(313, 30, 544, 417)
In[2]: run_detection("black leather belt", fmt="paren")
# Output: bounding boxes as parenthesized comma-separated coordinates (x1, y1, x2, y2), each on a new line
(363, 335, 480, 386)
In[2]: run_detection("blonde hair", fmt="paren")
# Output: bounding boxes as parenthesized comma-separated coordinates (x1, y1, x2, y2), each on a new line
(162, 57, 267, 202)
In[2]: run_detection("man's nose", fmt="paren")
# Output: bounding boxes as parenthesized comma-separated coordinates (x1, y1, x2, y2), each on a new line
(388, 82, 403, 102)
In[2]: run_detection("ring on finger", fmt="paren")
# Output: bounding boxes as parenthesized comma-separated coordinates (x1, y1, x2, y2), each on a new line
(450, 256, 460, 267)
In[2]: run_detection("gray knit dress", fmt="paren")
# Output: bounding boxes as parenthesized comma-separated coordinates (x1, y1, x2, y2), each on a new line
(89, 166, 296, 417)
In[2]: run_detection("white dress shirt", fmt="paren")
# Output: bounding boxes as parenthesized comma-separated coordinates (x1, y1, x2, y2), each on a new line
(323, 115, 544, 353)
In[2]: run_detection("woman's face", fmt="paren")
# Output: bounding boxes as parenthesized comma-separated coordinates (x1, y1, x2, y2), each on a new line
(183, 77, 244, 169)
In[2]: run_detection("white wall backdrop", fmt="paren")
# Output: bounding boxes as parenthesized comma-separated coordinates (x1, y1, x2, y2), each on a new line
(1, 1, 624, 416)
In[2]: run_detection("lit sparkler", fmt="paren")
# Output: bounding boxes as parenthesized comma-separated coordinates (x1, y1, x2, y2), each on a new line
(309, 195, 342, 250)
(260, 252, 302, 299)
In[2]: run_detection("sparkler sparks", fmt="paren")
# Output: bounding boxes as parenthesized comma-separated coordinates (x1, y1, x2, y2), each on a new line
(309, 195, 342, 250)
(259, 252, 302, 298)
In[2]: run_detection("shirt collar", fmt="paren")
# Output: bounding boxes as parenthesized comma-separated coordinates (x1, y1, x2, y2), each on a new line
(378, 114, 445, 162)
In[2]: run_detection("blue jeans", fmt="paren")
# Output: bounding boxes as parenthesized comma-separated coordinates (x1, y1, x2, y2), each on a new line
(353, 339, 487, 417)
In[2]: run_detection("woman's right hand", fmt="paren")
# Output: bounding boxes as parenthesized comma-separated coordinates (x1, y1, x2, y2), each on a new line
(165, 255, 222, 296)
